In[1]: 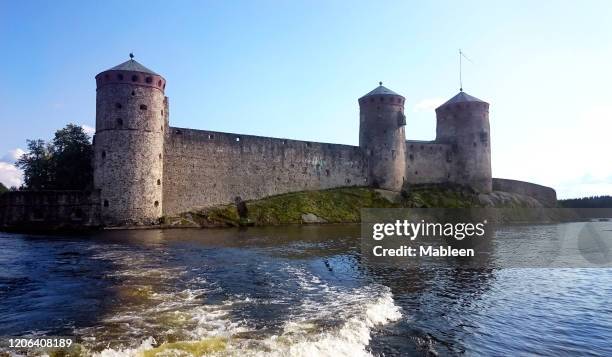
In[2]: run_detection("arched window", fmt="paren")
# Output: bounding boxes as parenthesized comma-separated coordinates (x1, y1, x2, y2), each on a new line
(140, 104, 147, 110)
(116, 118, 123, 127)
(145, 76, 152, 84)
(101, 151, 106, 159)
(103, 200, 109, 207)
(154, 201, 159, 207)
(131, 75, 139, 82)
(157, 179, 161, 185)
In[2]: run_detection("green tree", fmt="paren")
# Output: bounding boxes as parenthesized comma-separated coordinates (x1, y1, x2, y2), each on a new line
(51, 124, 93, 189)
(15, 139, 53, 190)
(0, 182, 7, 194)
(15, 124, 93, 190)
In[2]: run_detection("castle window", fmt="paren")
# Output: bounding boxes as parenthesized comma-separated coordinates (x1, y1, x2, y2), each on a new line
(157, 179, 161, 185)
(415, 171, 418, 175)
(235, 137, 240, 142)
(159, 154, 162, 159)
(131, 75, 139, 82)
(154, 201, 159, 207)
(161, 109, 164, 116)
(117, 74, 124, 80)
(176, 129, 182, 135)
(480, 131, 488, 143)
(208, 134, 214, 139)
(409, 154, 414, 161)
(145, 76, 152, 84)
(345, 178, 351, 184)
(282, 140, 287, 144)
(115, 103, 122, 109)
(163, 83, 166, 89)
(103, 200, 109, 207)
(306, 142, 312, 147)
(325, 169, 330, 176)
(131, 90, 135, 96)
(157, 80, 162, 86)
(116, 118, 123, 127)
(101, 151, 106, 159)
(140, 104, 147, 110)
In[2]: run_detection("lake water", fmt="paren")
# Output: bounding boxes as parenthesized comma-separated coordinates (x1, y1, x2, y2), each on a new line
(0, 224, 611, 356)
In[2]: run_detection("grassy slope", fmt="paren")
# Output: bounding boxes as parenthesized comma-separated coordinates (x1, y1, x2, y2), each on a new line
(164, 185, 483, 228)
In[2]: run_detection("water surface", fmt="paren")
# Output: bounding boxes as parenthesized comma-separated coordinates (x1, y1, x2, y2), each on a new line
(0, 224, 611, 356)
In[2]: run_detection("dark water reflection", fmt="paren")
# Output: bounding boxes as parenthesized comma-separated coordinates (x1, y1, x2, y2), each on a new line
(0, 225, 611, 356)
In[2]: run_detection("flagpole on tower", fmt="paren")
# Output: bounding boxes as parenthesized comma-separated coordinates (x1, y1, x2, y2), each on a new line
(459, 49, 463, 92)
(458, 49, 473, 93)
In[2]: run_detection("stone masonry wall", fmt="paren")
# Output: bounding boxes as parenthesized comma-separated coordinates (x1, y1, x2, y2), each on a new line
(162, 128, 369, 216)
(0, 190, 101, 230)
(405, 141, 453, 184)
(492, 178, 558, 207)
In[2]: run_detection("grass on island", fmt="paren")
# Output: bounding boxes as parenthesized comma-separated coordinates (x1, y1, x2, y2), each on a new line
(163, 185, 482, 228)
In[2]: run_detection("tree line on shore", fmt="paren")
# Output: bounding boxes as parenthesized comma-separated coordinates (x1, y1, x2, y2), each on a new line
(559, 196, 612, 208)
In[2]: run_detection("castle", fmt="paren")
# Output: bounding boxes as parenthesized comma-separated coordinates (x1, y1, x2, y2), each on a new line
(91, 56, 546, 226)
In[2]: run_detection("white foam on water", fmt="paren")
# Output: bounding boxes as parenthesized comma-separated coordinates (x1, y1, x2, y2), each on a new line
(83, 255, 402, 357)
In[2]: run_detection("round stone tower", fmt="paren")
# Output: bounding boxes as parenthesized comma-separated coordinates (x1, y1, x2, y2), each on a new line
(435, 91, 492, 193)
(93, 55, 167, 225)
(359, 83, 407, 191)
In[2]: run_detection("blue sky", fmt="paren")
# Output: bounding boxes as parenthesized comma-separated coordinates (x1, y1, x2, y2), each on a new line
(1, 0, 611, 198)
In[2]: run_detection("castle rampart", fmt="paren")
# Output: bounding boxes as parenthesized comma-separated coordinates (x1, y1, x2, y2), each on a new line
(492, 178, 557, 207)
(162, 128, 368, 216)
(405, 141, 453, 184)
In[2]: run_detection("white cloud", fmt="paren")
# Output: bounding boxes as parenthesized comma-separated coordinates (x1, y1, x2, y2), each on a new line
(0, 162, 22, 188)
(81, 124, 95, 136)
(1, 148, 25, 163)
(0, 148, 25, 188)
(413, 98, 444, 112)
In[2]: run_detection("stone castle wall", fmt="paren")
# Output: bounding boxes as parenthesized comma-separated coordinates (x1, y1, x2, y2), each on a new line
(405, 141, 453, 184)
(0, 190, 101, 230)
(492, 178, 558, 207)
(162, 128, 369, 216)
